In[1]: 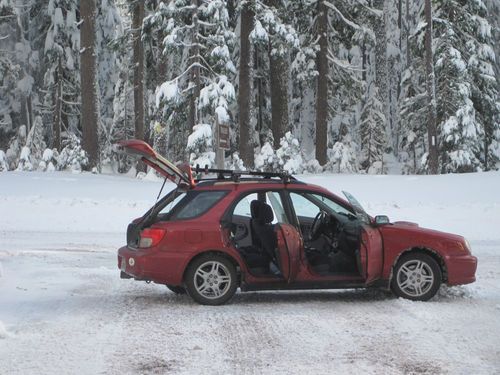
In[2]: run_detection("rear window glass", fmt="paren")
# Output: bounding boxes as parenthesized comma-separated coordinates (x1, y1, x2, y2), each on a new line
(165, 191, 227, 220)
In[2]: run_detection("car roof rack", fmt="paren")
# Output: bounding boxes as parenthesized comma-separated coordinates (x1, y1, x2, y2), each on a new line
(193, 165, 296, 184)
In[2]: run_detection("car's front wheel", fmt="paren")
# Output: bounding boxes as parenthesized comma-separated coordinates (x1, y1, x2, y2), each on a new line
(185, 254, 237, 305)
(391, 253, 442, 301)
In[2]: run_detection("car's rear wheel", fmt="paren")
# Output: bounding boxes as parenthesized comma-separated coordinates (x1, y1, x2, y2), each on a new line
(185, 254, 237, 305)
(166, 285, 186, 295)
(391, 253, 441, 301)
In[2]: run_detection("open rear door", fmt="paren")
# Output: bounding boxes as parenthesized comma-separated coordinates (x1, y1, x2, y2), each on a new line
(275, 224, 301, 283)
(116, 139, 195, 189)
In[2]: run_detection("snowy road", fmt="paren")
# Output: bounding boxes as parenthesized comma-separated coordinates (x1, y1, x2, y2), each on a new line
(1, 172, 500, 374)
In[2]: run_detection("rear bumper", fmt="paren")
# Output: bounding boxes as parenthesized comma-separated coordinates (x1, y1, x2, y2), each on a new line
(117, 246, 188, 285)
(445, 254, 478, 286)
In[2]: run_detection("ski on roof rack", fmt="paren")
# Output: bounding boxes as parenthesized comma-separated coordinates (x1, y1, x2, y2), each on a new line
(192, 165, 296, 183)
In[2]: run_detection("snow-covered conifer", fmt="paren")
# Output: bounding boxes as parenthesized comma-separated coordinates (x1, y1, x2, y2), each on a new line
(360, 85, 387, 173)
(57, 133, 89, 172)
(187, 123, 215, 168)
(0, 150, 7, 172)
(275, 132, 303, 174)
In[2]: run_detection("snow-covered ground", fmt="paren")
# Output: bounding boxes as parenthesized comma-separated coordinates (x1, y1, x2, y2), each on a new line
(0, 171, 499, 374)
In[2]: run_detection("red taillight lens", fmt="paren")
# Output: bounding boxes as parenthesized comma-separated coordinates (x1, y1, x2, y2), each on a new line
(138, 228, 166, 248)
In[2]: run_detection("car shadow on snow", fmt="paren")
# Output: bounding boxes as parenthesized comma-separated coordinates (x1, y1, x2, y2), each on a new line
(125, 287, 397, 306)
(117, 285, 476, 307)
(232, 288, 396, 304)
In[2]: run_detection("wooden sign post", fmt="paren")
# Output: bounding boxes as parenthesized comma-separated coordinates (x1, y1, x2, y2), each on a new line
(216, 118, 230, 169)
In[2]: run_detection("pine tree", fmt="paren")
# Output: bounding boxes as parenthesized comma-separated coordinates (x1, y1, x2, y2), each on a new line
(434, 0, 485, 172)
(466, 0, 500, 170)
(360, 85, 387, 173)
(0, 1, 20, 146)
(41, 1, 81, 151)
(0, 1, 36, 149)
(147, 0, 236, 166)
(96, 0, 122, 159)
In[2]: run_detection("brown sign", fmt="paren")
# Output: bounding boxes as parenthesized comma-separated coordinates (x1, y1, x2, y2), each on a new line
(218, 123, 230, 150)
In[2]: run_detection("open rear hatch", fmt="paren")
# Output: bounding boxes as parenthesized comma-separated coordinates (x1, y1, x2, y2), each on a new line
(115, 139, 195, 189)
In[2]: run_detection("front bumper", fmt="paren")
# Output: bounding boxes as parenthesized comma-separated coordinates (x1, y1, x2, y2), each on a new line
(445, 254, 478, 286)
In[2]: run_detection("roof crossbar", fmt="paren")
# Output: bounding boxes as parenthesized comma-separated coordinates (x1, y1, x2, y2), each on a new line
(193, 165, 296, 183)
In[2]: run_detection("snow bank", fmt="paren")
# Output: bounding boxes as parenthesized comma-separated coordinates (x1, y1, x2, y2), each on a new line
(0, 172, 166, 236)
(301, 171, 500, 241)
(0, 321, 11, 339)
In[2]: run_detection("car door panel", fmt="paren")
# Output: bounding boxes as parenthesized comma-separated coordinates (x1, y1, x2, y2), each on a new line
(277, 223, 302, 283)
(275, 227, 290, 280)
(360, 226, 383, 284)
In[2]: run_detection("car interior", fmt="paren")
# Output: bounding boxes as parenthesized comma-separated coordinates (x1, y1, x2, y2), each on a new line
(229, 190, 363, 278)
(291, 192, 362, 276)
(230, 191, 288, 276)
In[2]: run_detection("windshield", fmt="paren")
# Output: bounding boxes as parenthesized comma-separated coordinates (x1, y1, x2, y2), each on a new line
(342, 191, 370, 224)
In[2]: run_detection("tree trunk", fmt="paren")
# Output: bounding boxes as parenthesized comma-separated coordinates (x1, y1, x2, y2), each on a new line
(188, 0, 201, 137)
(132, 1, 145, 141)
(16, 17, 32, 133)
(269, 49, 289, 148)
(406, 0, 410, 66)
(238, 1, 254, 168)
(80, 0, 99, 169)
(374, 0, 389, 130)
(155, 28, 168, 156)
(53, 57, 62, 152)
(424, 0, 438, 174)
(315, 0, 328, 165)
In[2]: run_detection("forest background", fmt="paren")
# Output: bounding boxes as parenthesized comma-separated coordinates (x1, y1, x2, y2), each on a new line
(0, 0, 499, 176)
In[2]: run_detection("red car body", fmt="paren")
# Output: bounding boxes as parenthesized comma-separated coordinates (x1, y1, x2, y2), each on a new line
(117, 140, 477, 304)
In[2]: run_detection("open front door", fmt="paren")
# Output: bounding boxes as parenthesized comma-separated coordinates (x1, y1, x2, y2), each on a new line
(360, 226, 383, 284)
(341, 190, 383, 284)
(116, 139, 195, 189)
(275, 224, 301, 283)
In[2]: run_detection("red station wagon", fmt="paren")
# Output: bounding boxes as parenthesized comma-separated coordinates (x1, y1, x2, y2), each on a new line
(117, 140, 478, 305)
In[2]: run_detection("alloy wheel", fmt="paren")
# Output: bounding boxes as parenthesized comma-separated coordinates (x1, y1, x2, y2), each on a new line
(193, 261, 232, 299)
(396, 259, 435, 297)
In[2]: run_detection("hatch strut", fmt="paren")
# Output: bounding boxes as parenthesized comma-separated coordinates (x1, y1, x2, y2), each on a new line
(143, 177, 168, 225)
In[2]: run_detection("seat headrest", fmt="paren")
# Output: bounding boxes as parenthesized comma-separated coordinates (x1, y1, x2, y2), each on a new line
(250, 200, 274, 224)
(259, 203, 274, 224)
(250, 199, 261, 219)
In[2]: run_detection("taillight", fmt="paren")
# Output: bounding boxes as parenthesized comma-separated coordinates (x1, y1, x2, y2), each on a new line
(138, 228, 166, 248)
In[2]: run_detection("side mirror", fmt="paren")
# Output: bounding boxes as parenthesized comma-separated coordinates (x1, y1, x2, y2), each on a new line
(374, 215, 390, 225)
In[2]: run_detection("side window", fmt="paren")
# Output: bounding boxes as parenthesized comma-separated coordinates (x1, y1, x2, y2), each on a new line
(233, 193, 257, 218)
(162, 191, 227, 220)
(232, 191, 289, 224)
(290, 192, 321, 219)
(308, 193, 353, 216)
(290, 191, 354, 218)
(157, 191, 186, 216)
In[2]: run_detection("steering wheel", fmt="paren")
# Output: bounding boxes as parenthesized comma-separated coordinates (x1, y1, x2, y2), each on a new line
(309, 211, 328, 241)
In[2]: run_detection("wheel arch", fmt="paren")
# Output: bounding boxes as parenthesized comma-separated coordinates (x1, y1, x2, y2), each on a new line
(182, 250, 243, 286)
(390, 247, 448, 284)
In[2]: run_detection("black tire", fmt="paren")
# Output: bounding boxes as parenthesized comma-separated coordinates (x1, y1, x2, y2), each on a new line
(391, 252, 442, 301)
(185, 254, 237, 306)
(166, 285, 186, 295)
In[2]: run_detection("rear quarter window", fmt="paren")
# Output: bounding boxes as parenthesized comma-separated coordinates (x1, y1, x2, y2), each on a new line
(169, 190, 228, 220)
